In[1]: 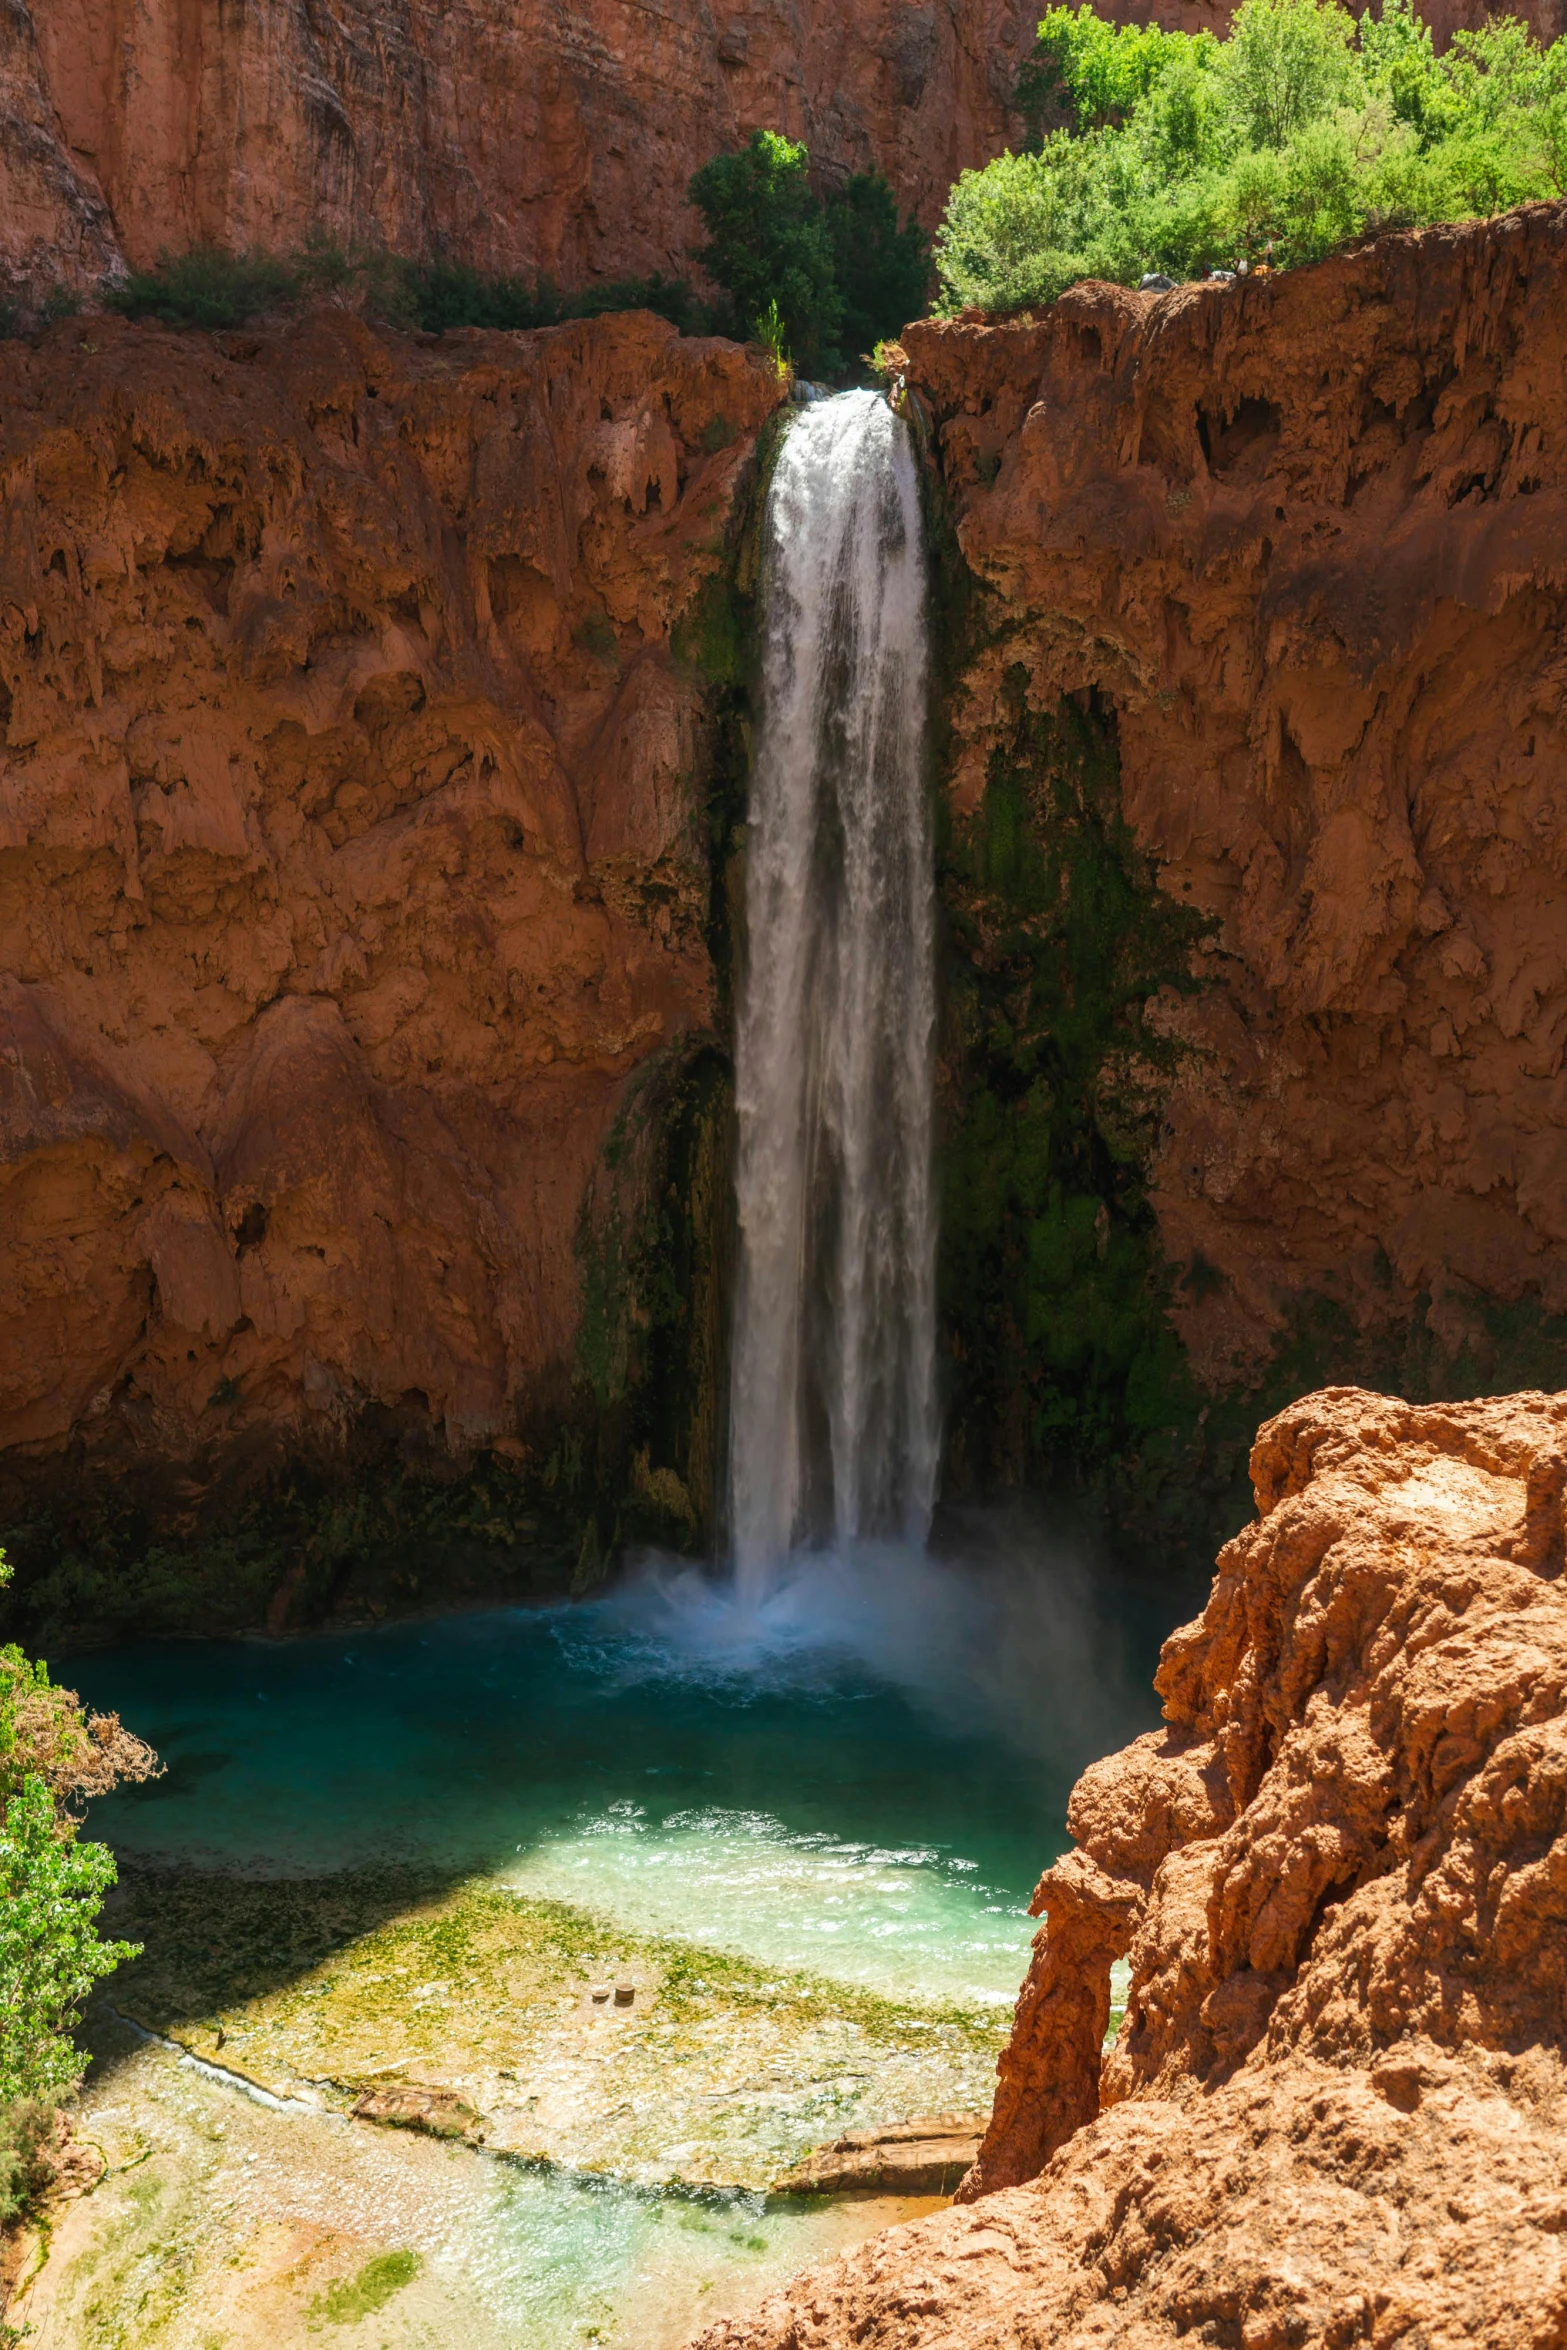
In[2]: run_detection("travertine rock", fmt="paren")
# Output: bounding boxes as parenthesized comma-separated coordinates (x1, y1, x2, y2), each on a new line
(691, 1385, 1567, 2348)
(772, 2118, 985, 2196)
(0, 306, 782, 1513)
(2, 0, 1038, 307)
(905, 203, 1567, 1387)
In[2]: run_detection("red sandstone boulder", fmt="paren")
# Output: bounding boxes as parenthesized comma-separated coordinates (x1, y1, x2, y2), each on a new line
(691, 1385, 1567, 2348)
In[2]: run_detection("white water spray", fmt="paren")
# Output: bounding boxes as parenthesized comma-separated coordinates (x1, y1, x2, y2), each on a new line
(728, 388, 937, 1600)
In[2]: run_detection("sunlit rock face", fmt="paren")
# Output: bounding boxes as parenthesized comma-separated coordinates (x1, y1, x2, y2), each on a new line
(694, 1383, 1567, 2349)
(0, 307, 782, 1507)
(7, 0, 1565, 310)
(906, 203, 1567, 1389)
(0, 0, 1038, 306)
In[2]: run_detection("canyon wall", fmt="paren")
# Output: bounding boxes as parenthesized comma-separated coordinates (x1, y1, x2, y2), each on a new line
(8, 0, 1565, 314)
(0, 0, 1036, 309)
(0, 303, 782, 1591)
(696, 1383, 1567, 2349)
(909, 202, 1567, 1533)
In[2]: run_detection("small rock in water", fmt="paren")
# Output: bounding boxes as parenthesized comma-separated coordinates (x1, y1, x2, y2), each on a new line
(351, 2081, 485, 2144)
(772, 2115, 985, 2197)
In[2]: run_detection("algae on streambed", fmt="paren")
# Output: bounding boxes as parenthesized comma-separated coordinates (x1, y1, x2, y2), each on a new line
(101, 1866, 1005, 2192)
(23, 2013, 938, 2350)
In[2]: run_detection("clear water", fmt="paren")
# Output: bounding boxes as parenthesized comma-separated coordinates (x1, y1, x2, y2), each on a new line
(62, 1546, 1167, 2344)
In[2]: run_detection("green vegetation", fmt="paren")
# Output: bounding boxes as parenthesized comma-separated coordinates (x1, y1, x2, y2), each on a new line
(309, 2248, 422, 2326)
(938, 0, 1567, 311)
(107, 245, 304, 329)
(102, 239, 704, 336)
(0, 1778, 132, 2103)
(0, 1437, 605, 1651)
(0, 2101, 53, 2231)
(689, 129, 929, 372)
(0, 1545, 151, 2246)
(310, 2246, 422, 2321)
(575, 1040, 735, 1562)
(938, 682, 1213, 1517)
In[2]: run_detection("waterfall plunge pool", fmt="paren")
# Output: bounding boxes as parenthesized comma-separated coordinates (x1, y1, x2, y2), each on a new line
(43, 1545, 1162, 2348)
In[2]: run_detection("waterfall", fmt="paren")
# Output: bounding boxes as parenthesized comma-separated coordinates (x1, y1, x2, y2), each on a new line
(728, 388, 938, 1601)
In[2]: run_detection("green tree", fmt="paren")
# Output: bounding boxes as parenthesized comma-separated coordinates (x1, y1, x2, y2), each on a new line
(0, 1550, 157, 2108)
(1020, 4, 1216, 140)
(823, 173, 931, 356)
(1218, 0, 1360, 149)
(689, 129, 844, 371)
(938, 0, 1567, 314)
(0, 1779, 134, 2103)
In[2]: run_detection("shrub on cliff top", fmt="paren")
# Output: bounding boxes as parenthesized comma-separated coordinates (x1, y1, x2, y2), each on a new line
(108, 245, 304, 329)
(939, 0, 1567, 311)
(103, 242, 706, 338)
(689, 129, 930, 374)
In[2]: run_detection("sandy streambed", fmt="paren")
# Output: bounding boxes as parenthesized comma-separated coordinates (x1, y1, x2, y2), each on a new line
(13, 1866, 1000, 2346)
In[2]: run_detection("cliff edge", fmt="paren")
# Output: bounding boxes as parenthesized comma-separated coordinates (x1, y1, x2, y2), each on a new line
(694, 1384, 1567, 2347)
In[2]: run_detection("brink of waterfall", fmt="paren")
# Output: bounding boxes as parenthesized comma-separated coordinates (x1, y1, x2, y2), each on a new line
(728, 387, 938, 1602)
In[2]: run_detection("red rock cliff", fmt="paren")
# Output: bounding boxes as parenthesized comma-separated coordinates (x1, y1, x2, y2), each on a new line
(905, 201, 1567, 1394)
(695, 1384, 1567, 2348)
(0, 0, 1036, 306)
(0, 306, 781, 1519)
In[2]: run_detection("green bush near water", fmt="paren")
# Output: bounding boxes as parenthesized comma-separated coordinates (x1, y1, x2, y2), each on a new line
(937, 0, 1567, 312)
(0, 1547, 152, 2249)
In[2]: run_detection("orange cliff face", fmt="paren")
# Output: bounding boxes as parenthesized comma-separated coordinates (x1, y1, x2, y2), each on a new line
(8, 0, 1567, 311)
(695, 1385, 1567, 2350)
(905, 202, 1567, 1394)
(0, 0, 1036, 305)
(0, 306, 783, 1516)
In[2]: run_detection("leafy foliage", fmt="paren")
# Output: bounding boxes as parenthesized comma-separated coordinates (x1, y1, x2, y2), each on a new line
(0, 2101, 53, 2231)
(393, 260, 702, 335)
(103, 240, 704, 337)
(107, 245, 305, 329)
(938, 684, 1214, 1499)
(690, 130, 847, 370)
(689, 129, 930, 374)
(939, 0, 1567, 311)
(0, 1778, 134, 2103)
(824, 172, 934, 359)
(0, 1550, 155, 2105)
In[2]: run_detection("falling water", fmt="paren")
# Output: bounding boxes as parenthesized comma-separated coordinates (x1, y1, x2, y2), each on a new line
(728, 388, 937, 1601)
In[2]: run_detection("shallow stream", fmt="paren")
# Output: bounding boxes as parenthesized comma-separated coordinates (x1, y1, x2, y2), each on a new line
(38, 1546, 1167, 2347)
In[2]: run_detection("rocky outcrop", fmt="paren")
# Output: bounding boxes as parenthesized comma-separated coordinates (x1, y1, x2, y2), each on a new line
(692, 1384, 1567, 2347)
(907, 203, 1567, 1399)
(0, 306, 781, 1532)
(0, 0, 1037, 309)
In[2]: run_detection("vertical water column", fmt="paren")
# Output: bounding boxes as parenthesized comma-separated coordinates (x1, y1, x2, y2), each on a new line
(728, 389, 938, 1601)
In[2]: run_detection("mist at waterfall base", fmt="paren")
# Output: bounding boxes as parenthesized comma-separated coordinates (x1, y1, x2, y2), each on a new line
(68, 1520, 1167, 2346)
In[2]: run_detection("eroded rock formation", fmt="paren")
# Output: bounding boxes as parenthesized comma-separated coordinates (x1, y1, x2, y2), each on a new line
(906, 202, 1567, 1396)
(0, 0, 1037, 309)
(693, 1384, 1567, 2347)
(0, 306, 781, 1528)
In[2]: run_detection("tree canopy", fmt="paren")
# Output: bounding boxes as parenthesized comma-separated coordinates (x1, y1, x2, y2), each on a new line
(938, 0, 1567, 313)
